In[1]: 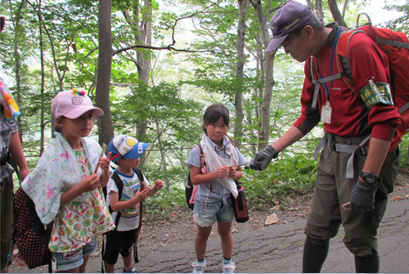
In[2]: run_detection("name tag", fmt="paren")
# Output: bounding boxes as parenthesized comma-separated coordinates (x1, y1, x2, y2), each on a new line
(321, 101, 332, 124)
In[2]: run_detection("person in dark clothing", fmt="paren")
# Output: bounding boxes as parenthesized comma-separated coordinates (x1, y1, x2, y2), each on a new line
(0, 16, 30, 273)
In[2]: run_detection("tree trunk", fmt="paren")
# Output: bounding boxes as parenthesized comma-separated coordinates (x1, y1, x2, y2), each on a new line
(328, 0, 347, 27)
(124, 0, 153, 166)
(155, 116, 169, 190)
(341, 0, 350, 21)
(32, 0, 47, 155)
(259, 51, 274, 149)
(136, 0, 152, 145)
(234, 0, 250, 146)
(251, 0, 275, 149)
(95, 0, 114, 146)
(13, 1, 25, 145)
(311, 0, 324, 22)
(306, 0, 314, 10)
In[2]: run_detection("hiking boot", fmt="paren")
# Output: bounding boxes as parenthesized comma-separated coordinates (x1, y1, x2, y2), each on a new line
(192, 261, 206, 273)
(222, 262, 236, 273)
(122, 267, 137, 273)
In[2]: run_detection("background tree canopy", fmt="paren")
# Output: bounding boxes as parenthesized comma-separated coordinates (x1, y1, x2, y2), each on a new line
(1, 0, 408, 212)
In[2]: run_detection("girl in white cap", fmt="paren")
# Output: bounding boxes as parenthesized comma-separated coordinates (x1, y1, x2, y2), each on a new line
(21, 88, 115, 273)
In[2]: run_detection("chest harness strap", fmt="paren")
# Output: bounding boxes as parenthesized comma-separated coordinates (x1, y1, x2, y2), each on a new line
(310, 27, 371, 179)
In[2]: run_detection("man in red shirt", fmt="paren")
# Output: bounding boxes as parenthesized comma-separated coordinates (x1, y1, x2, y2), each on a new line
(250, 1, 401, 273)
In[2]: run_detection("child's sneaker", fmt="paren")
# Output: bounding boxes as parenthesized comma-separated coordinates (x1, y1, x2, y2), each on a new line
(122, 267, 137, 273)
(192, 261, 206, 273)
(222, 262, 236, 273)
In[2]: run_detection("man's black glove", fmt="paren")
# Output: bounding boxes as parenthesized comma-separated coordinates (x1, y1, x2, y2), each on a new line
(350, 174, 378, 212)
(249, 146, 279, 171)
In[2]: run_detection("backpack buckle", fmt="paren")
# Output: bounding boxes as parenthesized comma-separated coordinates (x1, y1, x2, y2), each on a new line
(359, 145, 368, 156)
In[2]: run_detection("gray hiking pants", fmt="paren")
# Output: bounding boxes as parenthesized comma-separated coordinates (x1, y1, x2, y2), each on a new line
(305, 133, 400, 257)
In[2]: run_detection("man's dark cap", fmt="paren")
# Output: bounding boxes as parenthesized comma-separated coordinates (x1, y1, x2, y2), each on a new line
(266, 1, 314, 52)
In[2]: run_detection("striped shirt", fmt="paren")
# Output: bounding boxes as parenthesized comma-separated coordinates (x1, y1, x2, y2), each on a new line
(0, 108, 17, 181)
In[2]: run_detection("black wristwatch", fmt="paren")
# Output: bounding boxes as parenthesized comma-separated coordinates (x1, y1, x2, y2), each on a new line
(360, 171, 378, 184)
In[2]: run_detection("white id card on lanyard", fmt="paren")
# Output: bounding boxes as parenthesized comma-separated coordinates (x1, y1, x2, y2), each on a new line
(321, 101, 332, 124)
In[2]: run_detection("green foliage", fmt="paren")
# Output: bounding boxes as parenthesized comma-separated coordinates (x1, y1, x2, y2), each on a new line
(384, 2, 409, 34)
(109, 81, 204, 197)
(241, 140, 318, 210)
(3, 0, 409, 214)
(157, 11, 179, 31)
(181, 69, 254, 101)
(399, 135, 409, 168)
(111, 81, 202, 142)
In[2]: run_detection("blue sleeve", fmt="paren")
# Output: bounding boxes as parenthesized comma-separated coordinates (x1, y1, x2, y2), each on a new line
(236, 147, 246, 165)
(186, 146, 200, 168)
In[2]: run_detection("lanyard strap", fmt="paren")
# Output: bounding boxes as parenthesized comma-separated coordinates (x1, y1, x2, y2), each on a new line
(315, 26, 341, 101)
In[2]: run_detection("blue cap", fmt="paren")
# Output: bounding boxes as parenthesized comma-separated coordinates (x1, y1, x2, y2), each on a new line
(108, 135, 149, 162)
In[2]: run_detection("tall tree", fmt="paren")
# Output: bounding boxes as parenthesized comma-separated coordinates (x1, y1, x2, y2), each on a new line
(11, 0, 26, 143)
(328, 0, 347, 27)
(234, 0, 250, 146)
(95, 0, 114, 146)
(250, 0, 277, 149)
(27, 0, 48, 154)
(117, 0, 153, 142)
(306, 0, 323, 22)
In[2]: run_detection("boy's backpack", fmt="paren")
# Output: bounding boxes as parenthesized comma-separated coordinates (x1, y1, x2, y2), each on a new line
(102, 167, 144, 265)
(105, 168, 144, 226)
(185, 144, 208, 210)
(310, 14, 409, 141)
(13, 187, 53, 272)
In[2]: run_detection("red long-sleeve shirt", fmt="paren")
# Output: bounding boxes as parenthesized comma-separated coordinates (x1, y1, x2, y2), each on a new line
(293, 24, 401, 150)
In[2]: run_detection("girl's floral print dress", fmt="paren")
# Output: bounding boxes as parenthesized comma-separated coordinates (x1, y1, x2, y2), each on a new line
(22, 133, 115, 253)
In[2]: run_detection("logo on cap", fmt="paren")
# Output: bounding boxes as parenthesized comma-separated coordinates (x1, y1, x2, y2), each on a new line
(71, 95, 84, 105)
(284, 18, 301, 30)
(138, 143, 144, 154)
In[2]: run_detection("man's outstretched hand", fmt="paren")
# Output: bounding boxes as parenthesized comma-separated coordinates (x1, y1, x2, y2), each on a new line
(249, 146, 279, 171)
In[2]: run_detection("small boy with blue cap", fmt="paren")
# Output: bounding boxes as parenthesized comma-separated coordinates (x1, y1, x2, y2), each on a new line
(103, 135, 164, 273)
